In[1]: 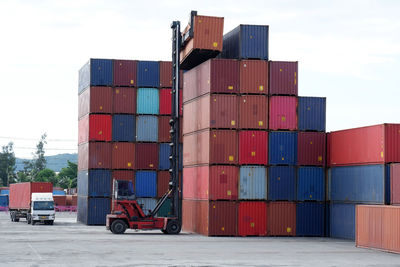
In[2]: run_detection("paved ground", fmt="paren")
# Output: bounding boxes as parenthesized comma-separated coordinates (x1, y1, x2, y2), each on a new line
(0, 212, 399, 266)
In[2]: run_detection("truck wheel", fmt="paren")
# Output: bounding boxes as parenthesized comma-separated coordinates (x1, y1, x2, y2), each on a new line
(32, 220, 36, 225)
(14, 218, 19, 222)
(27, 215, 31, 224)
(10, 213, 14, 222)
(45, 221, 54, 225)
(111, 220, 127, 234)
(166, 220, 181, 235)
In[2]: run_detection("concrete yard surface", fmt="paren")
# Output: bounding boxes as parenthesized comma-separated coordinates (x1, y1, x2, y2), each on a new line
(0, 212, 399, 267)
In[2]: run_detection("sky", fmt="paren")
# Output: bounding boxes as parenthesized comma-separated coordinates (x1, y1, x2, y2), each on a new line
(0, 0, 399, 158)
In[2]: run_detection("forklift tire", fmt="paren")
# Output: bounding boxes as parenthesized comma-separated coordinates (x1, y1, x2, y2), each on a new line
(111, 220, 127, 234)
(166, 220, 181, 235)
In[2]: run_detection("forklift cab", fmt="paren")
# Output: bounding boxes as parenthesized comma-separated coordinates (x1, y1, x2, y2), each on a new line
(114, 180, 136, 201)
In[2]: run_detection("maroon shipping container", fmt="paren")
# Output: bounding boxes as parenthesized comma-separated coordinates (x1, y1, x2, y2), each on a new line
(298, 132, 326, 166)
(9, 182, 53, 210)
(391, 164, 400, 205)
(240, 60, 268, 94)
(182, 200, 237, 236)
(78, 114, 112, 144)
(239, 95, 268, 130)
(269, 61, 298, 96)
(239, 131, 268, 165)
(328, 124, 400, 166)
(112, 142, 135, 170)
(183, 59, 239, 103)
(135, 143, 158, 170)
(158, 116, 171, 142)
(54, 195, 67, 206)
(268, 202, 296, 236)
(112, 170, 135, 185)
(113, 60, 137, 87)
(113, 87, 136, 114)
(183, 129, 238, 166)
(157, 171, 169, 198)
(78, 86, 113, 119)
(238, 201, 268, 237)
(183, 94, 238, 135)
(160, 61, 172, 88)
(269, 96, 297, 130)
(183, 165, 238, 200)
(78, 142, 112, 171)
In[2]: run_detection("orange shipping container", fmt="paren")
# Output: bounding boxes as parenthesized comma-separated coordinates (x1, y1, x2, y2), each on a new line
(53, 195, 67, 206)
(239, 60, 268, 94)
(239, 95, 268, 130)
(268, 202, 296, 236)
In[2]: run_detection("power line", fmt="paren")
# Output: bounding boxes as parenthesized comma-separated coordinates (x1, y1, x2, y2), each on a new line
(0, 136, 77, 142)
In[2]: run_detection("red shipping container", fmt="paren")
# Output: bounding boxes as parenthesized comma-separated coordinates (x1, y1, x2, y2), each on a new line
(269, 96, 297, 130)
(135, 143, 158, 170)
(53, 195, 67, 206)
(113, 87, 136, 114)
(9, 182, 53, 210)
(269, 61, 298, 96)
(183, 166, 238, 200)
(328, 124, 400, 166)
(238, 201, 268, 237)
(183, 129, 238, 166)
(112, 170, 135, 185)
(78, 142, 112, 171)
(66, 195, 77, 206)
(240, 60, 268, 94)
(112, 142, 135, 170)
(78, 114, 112, 144)
(78, 86, 113, 119)
(113, 60, 137, 87)
(159, 89, 183, 116)
(268, 202, 296, 236)
(391, 164, 400, 205)
(183, 59, 239, 102)
(297, 132, 326, 166)
(239, 131, 268, 165)
(239, 95, 268, 130)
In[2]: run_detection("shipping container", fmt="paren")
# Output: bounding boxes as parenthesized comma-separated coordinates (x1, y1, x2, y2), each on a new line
(296, 202, 324, 236)
(53, 190, 66, 196)
(111, 142, 135, 170)
(157, 171, 170, 198)
(77, 170, 112, 197)
(328, 124, 400, 166)
(269, 61, 298, 96)
(159, 61, 172, 88)
(112, 114, 135, 142)
(183, 129, 238, 166)
(297, 132, 326, 166)
(239, 60, 268, 94)
(113, 87, 136, 114)
(180, 15, 224, 70)
(137, 61, 159, 87)
(239, 95, 268, 130)
(0, 189, 9, 195)
(136, 115, 158, 142)
(183, 59, 239, 102)
(221, 25, 269, 60)
(78, 114, 112, 144)
(112, 170, 135, 185)
(0, 195, 9, 207)
(391, 163, 400, 204)
(269, 131, 297, 165)
(78, 142, 112, 171)
(159, 89, 183, 116)
(135, 143, 158, 170)
(297, 167, 325, 201)
(137, 198, 157, 216)
(78, 86, 113, 119)
(158, 116, 171, 142)
(330, 203, 356, 240)
(79, 59, 113, 94)
(238, 201, 268, 236)
(66, 195, 78, 206)
(9, 182, 53, 210)
(77, 196, 110, 225)
(158, 143, 183, 171)
(239, 131, 268, 165)
(53, 195, 67, 206)
(157, 198, 172, 217)
(298, 97, 326, 132)
(113, 59, 137, 87)
(269, 96, 297, 130)
(329, 165, 385, 204)
(137, 88, 159, 115)
(268, 166, 296, 201)
(239, 166, 267, 200)
(135, 171, 157, 197)
(268, 202, 296, 236)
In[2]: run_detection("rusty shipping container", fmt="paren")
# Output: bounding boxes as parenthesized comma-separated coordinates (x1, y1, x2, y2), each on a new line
(239, 131, 268, 165)
(159, 61, 183, 88)
(391, 164, 400, 204)
(298, 132, 326, 166)
(54, 195, 67, 206)
(78, 87, 113, 119)
(113, 87, 136, 114)
(239, 60, 268, 94)
(135, 143, 158, 170)
(66, 195, 77, 206)
(9, 182, 53, 210)
(238, 201, 268, 236)
(78, 114, 112, 144)
(112, 142, 135, 170)
(113, 60, 137, 87)
(78, 142, 112, 171)
(268, 202, 296, 236)
(239, 95, 268, 130)
(269, 61, 298, 96)
(269, 96, 297, 130)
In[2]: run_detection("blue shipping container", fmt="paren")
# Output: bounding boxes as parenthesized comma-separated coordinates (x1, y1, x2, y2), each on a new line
(297, 167, 325, 201)
(53, 190, 66, 196)
(269, 132, 297, 165)
(239, 166, 267, 200)
(77, 196, 110, 225)
(77, 170, 112, 197)
(136, 115, 158, 142)
(0, 195, 8, 207)
(137, 61, 160, 87)
(158, 143, 183, 171)
(330, 203, 355, 240)
(329, 165, 385, 204)
(0, 190, 9, 195)
(325, 202, 330, 237)
(135, 171, 157, 197)
(268, 166, 296, 201)
(222, 25, 269, 60)
(137, 198, 157, 216)
(298, 97, 326, 131)
(78, 58, 113, 93)
(137, 88, 159, 114)
(296, 202, 324, 236)
(112, 114, 136, 142)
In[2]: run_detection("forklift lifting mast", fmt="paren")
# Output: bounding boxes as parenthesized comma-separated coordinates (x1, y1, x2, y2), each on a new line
(106, 13, 196, 234)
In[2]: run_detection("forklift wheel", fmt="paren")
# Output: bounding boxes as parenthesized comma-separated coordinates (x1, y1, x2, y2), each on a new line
(111, 219, 127, 234)
(166, 220, 181, 235)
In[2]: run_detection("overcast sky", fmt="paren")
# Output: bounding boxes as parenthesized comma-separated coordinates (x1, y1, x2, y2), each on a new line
(0, 0, 399, 158)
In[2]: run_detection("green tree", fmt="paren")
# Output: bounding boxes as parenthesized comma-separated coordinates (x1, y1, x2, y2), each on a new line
(35, 168, 56, 184)
(57, 161, 77, 189)
(15, 171, 30, 183)
(32, 133, 47, 177)
(0, 142, 16, 186)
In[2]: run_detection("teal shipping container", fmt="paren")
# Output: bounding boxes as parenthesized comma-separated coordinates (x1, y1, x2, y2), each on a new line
(137, 88, 159, 114)
(239, 166, 267, 199)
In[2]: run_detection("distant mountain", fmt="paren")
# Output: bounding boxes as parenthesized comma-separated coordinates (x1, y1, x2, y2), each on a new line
(15, 153, 78, 172)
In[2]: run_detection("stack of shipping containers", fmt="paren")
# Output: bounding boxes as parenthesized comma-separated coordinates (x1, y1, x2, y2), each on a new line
(0, 187, 9, 211)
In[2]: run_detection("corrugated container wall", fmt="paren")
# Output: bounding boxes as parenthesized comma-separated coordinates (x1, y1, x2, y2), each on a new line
(157, 171, 170, 198)
(135, 143, 158, 170)
(0, 195, 9, 207)
(158, 143, 182, 171)
(391, 163, 400, 204)
(159, 61, 172, 88)
(79, 59, 113, 94)
(135, 171, 157, 197)
(77, 197, 110, 225)
(239, 166, 267, 200)
(296, 202, 324, 236)
(330, 203, 355, 240)
(78, 142, 112, 171)
(77, 170, 111, 197)
(137, 198, 157, 215)
(78, 87, 113, 119)
(112, 170, 135, 185)
(239, 131, 268, 165)
(239, 60, 268, 94)
(113, 87, 136, 114)
(239, 95, 268, 130)
(112, 115, 135, 142)
(297, 132, 326, 166)
(298, 97, 326, 131)
(53, 195, 67, 206)
(269, 61, 298, 96)
(269, 131, 297, 165)
(136, 116, 158, 142)
(9, 182, 53, 209)
(113, 60, 137, 87)
(78, 114, 112, 144)
(268, 202, 296, 236)
(297, 167, 325, 201)
(137, 88, 159, 115)
(269, 96, 297, 130)
(238, 201, 268, 236)
(111, 142, 135, 170)
(136, 61, 159, 87)
(268, 166, 296, 201)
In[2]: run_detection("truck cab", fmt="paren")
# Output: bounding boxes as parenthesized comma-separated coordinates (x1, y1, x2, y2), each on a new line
(28, 193, 55, 225)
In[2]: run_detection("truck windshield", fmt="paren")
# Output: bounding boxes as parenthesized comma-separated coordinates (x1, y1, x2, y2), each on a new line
(33, 201, 54, 210)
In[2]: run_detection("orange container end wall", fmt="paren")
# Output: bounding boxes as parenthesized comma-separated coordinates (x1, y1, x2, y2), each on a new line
(268, 202, 296, 236)
(240, 60, 268, 94)
(111, 143, 135, 170)
(239, 95, 268, 130)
